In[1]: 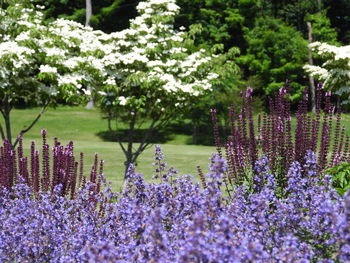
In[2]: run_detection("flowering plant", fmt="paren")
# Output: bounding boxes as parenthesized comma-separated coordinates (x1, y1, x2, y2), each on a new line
(71, 0, 235, 176)
(211, 84, 350, 193)
(0, 129, 103, 198)
(0, 146, 349, 262)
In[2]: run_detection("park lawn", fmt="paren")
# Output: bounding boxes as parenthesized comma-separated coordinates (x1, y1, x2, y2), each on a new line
(3, 105, 350, 190)
(4, 106, 215, 190)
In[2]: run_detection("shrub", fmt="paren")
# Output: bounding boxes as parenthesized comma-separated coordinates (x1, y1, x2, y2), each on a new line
(0, 129, 103, 198)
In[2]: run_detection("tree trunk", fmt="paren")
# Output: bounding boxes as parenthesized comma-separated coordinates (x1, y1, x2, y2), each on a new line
(192, 122, 198, 144)
(307, 22, 316, 113)
(124, 154, 133, 178)
(123, 111, 137, 179)
(1, 95, 12, 146)
(3, 110, 12, 146)
(85, 0, 94, 109)
(85, 0, 92, 27)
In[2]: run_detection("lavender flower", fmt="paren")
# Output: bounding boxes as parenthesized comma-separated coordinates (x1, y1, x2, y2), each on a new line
(0, 149, 347, 262)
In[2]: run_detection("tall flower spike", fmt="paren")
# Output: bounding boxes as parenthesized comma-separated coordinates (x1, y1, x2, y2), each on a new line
(79, 152, 84, 188)
(247, 87, 257, 166)
(197, 165, 206, 189)
(210, 109, 222, 157)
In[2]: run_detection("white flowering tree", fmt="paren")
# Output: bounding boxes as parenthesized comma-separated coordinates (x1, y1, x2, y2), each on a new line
(44, 0, 236, 177)
(74, 0, 235, 177)
(1, 0, 237, 176)
(0, 1, 93, 147)
(304, 42, 350, 105)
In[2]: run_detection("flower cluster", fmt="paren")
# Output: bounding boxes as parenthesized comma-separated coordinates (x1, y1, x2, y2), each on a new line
(0, 146, 348, 262)
(0, 130, 103, 198)
(0, 1, 95, 104)
(304, 42, 350, 105)
(82, 0, 224, 110)
(1, 0, 224, 107)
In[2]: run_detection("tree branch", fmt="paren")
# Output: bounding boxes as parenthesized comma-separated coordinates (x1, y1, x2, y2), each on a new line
(134, 111, 174, 161)
(118, 141, 127, 155)
(13, 101, 50, 147)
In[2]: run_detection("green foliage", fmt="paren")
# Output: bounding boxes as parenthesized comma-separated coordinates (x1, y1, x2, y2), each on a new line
(259, 0, 322, 30)
(305, 12, 338, 45)
(175, 0, 247, 50)
(30, 0, 350, 114)
(34, 0, 139, 32)
(238, 17, 308, 99)
(326, 162, 350, 196)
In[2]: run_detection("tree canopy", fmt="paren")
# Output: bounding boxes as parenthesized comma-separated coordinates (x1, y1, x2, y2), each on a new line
(29, 0, 350, 106)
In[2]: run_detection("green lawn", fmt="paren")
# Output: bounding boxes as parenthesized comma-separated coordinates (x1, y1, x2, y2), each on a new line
(3, 105, 350, 191)
(4, 106, 215, 191)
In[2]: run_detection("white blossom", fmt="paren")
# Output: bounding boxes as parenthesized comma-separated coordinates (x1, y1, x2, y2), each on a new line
(39, 65, 58, 74)
(305, 42, 350, 102)
(119, 96, 127, 105)
(104, 77, 116, 86)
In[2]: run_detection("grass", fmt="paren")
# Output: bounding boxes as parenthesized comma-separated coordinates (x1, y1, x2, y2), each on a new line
(3, 106, 215, 191)
(3, 105, 350, 191)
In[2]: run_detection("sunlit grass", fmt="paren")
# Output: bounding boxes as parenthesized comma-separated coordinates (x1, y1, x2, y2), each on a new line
(4, 106, 215, 190)
(3, 105, 350, 190)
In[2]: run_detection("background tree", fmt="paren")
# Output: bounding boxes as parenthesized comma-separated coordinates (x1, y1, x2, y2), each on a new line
(0, 1, 91, 147)
(237, 17, 308, 101)
(305, 11, 339, 112)
(39, 0, 238, 176)
(305, 12, 338, 45)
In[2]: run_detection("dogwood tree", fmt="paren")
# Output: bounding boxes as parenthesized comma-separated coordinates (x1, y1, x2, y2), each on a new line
(2, 0, 238, 176)
(0, 1, 92, 147)
(304, 42, 350, 105)
(58, 0, 238, 177)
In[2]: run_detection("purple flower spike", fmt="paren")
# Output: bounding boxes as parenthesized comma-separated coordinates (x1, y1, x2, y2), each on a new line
(246, 87, 253, 98)
(41, 128, 47, 137)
